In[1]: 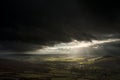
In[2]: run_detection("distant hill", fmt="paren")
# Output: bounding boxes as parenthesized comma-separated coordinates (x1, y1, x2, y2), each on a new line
(89, 56, 120, 69)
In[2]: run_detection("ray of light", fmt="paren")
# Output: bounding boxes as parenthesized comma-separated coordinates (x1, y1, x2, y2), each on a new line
(30, 38, 120, 54)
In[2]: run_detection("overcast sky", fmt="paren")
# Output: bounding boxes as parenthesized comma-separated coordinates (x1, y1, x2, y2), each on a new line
(1, 0, 120, 52)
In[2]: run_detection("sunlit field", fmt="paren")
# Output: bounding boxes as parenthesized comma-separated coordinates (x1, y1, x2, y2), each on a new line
(0, 54, 120, 80)
(0, 39, 120, 80)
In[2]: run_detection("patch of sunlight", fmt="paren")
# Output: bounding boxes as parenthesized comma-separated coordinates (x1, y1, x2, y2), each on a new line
(45, 57, 85, 62)
(88, 57, 102, 62)
(79, 61, 94, 65)
(79, 57, 102, 65)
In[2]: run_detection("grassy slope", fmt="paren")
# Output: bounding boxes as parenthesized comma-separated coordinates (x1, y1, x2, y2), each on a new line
(0, 56, 120, 80)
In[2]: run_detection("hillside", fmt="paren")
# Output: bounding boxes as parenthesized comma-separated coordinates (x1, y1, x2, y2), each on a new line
(0, 56, 120, 80)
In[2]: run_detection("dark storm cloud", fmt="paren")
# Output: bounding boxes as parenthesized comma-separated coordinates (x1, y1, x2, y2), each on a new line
(0, 41, 42, 52)
(1, 0, 120, 51)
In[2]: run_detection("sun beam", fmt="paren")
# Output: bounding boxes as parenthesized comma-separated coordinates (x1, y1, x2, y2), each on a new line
(33, 38, 120, 54)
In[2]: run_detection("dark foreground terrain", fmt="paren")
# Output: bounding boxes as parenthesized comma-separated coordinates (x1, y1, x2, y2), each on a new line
(0, 55, 120, 80)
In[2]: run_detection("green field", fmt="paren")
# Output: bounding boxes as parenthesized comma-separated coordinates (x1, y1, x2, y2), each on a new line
(0, 55, 120, 80)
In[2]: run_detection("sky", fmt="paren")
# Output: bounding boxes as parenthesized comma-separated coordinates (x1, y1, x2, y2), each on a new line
(1, 0, 120, 52)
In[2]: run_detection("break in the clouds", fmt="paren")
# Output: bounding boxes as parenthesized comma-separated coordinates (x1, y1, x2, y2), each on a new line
(28, 38, 120, 54)
(1, 0, 120, 52)
(0, 33, 119, 52)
